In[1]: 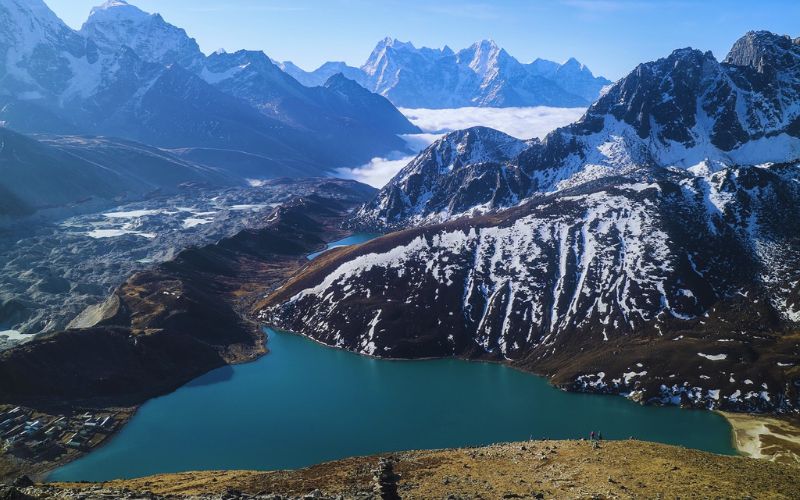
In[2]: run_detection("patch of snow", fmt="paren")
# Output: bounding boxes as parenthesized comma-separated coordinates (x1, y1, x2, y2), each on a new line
(697, 352, 727, 361)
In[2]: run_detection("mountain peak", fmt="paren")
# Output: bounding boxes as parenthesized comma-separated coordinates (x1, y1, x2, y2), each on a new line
(81, 0, 203, 68)
(323, 72, 361, 91)
(724, 30, 800, 75)
(88, 0, 149, 22)
(376, 37, 415, 51)
(474, 39, 499, 49)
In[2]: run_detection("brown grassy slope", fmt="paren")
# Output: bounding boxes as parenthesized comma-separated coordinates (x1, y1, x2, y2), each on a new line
(54, 440, 800, 499)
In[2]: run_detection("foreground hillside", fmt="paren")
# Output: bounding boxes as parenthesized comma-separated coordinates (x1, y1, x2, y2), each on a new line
(17, 440, 800, 499)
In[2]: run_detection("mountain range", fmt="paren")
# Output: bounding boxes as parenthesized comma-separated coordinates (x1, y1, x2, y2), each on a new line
(280, 38, 612, 108)
(0, 0, 419, 214)
(261, 31, 800, 414)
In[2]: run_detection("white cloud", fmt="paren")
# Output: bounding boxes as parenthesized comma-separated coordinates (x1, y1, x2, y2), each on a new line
(336, 152, 416, 188)
(400, 106, 586, 140)
(337, 106, 586, 188)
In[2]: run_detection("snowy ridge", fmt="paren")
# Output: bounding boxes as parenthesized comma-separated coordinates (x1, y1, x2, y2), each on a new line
(266, 160, 800, 412)
(280, 38, 611, 108)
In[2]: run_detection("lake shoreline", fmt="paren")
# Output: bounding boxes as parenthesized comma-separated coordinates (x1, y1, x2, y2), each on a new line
(17, 226, 792, 482)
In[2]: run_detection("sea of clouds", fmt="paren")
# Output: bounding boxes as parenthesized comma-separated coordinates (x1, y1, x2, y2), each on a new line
(337, 106, 586, 188)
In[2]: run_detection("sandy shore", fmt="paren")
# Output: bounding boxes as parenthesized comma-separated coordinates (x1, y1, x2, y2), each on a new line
(721, 411, 800, 466)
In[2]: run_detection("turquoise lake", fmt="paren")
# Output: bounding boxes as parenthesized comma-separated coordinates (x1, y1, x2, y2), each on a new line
(49, 233, 736, 481)
(50, 329, 736, 481)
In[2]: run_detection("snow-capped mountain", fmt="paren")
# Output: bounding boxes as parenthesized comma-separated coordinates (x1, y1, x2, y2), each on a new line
(281, 38, 612, 108)
(528, 57, 613, 103)
(0, 0, 103, 103)
(260, 31, 800, 413)
(356, 127, 532, 226)
(279, 60, 367, 88)
(80, 0, 204, 70)
(0, 0, 419, 177)
(358, 32, 800, 228)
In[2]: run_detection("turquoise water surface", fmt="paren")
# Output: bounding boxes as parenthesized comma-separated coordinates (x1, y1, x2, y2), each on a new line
(306, 233, 383, 260)
(50, 328, 735, 481)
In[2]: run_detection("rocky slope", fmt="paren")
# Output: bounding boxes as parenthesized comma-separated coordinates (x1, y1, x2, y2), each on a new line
(0, 0, 418, 177)
(22, 440, 800, 498)
(283, 38, 611, 108)
(259, 32, 800, 414)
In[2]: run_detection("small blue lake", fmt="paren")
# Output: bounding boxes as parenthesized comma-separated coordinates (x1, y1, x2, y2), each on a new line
(307, 233, 383, 260)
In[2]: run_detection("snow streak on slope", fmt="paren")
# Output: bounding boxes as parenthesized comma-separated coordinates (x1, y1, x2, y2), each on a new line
(271, 185, 683, 356)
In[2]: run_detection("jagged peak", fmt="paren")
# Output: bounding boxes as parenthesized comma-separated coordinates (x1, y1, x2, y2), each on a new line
(472, 39, 499, 50)
(724, 30, 800, 74)
(561, 57, 585, 70)
(375, 37, 415, 51)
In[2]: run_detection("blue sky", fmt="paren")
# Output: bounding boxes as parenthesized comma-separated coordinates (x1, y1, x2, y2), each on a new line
(46, 0, 800, 80)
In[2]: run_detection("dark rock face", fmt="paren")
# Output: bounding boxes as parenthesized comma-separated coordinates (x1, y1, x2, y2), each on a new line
(262, 32, 800, 414)
(724, 30, 800, 77)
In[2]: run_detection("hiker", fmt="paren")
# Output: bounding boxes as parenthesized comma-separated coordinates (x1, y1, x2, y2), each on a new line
(598, 432, 603, 441)
(590, 431, 595, 441)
